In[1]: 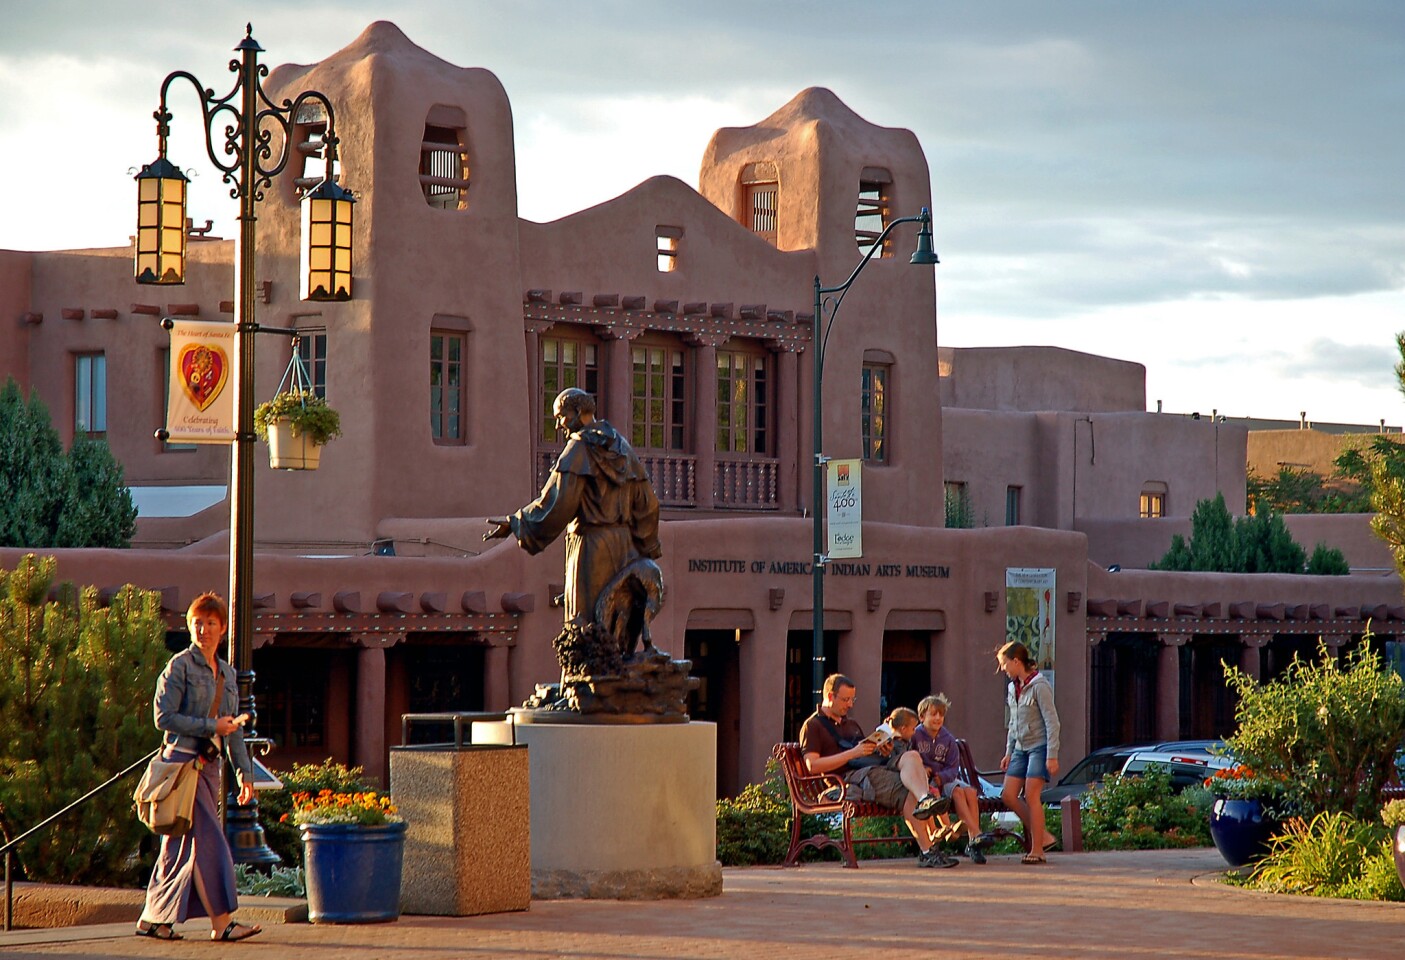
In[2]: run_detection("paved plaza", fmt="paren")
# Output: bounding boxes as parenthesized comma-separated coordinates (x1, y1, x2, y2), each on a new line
(2, 848, 1402, 959)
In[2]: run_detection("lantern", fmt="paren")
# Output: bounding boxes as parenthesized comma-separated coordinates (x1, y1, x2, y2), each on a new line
(301, 178, 354, 301)
(134, 156, 189, 284)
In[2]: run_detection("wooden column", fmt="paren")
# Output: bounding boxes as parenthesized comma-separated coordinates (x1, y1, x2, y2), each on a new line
(688, 336, 723, 510)
(600, 331, 637, 431)
(354, 643, 388, 786)
(775, 346, 800, 513)
(1156, 633, 1188, 741)
(484, 644, 511, 712)
(1240, 636, 1267, 682)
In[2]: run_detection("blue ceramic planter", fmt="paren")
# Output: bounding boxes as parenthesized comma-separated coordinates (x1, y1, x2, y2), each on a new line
(1209, 798, 1278, 868)
(300, 821, 407, 923)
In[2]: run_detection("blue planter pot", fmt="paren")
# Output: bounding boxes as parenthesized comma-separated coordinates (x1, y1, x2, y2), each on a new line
(300, 821, 407, 923)
(1209, 798, 1278, 868)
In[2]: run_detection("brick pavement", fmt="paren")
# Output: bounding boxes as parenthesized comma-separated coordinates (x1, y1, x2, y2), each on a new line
(2, 848, 1402, 959)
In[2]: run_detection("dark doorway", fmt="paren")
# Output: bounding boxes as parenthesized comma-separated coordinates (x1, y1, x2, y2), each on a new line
(1264, 635, 1321, 683)
(880, 631, 931, 718)
(685, 629, 742, 798)
(1183, 638, 1240, 739)
(1088, 633, 1158, 749)
(401, 642, 485, 744)
(784, 629, 838, 742)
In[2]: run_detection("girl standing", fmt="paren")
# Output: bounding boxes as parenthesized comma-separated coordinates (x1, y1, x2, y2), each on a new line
(997, 640, 1060, 864)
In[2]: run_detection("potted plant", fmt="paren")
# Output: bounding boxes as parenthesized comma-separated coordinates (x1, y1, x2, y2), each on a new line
(254, 390, 342, 470)
(285, 788, 405, 923)
(1204, 765, 1289, 868)
(1382, 798, 1405, 888)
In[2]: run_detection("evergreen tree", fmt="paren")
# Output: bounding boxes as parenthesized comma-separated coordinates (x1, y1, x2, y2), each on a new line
(0, 380, 68, 546)
(55, 434, 137, 548)
(0, 555, 168, 885)
(0, 378, 136, 548)
(1152, 492, 1346, 574)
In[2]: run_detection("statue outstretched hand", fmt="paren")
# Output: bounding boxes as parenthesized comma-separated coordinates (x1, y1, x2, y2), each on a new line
(484, 518, 513, 542)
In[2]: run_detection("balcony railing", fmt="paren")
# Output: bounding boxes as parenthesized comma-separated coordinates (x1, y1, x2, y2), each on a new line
(535, 449, 777, 510)
(535, 449, 697, 508)
(714, 455, 779, 509)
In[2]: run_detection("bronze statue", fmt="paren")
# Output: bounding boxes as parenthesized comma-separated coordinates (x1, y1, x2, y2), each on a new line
(487, 388, 691, 720)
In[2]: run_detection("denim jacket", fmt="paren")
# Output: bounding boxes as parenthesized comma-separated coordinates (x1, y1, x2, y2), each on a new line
(154, 645, 253, 787)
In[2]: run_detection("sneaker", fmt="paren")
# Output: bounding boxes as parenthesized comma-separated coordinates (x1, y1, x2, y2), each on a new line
(965, 841, 987, 865)
(912, 794, 952, 820)
(917, 847, 959, 868)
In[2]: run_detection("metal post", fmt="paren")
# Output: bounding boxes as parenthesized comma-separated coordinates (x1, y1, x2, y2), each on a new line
(811, 276, 827, 708)
(4, 850, 11, 932)
(808, 210, 937, 712)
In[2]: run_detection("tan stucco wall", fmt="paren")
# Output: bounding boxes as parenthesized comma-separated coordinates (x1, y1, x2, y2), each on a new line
(1247, 428, 1377, 480)
(939, 345, 1146, 413)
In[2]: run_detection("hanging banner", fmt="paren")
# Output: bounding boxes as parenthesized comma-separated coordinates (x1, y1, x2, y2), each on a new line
(826, 458, 863, 560)
(1006, 567, 1056, 685)
(166, 319, 236, 443)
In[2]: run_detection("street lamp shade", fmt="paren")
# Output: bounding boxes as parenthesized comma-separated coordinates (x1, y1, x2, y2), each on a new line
(909, 208, 940, 266)
(301, 178, 354, 301)
(134, 156, 189, 284)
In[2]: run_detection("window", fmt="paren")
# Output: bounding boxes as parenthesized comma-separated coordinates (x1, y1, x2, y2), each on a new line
(1006, 485, 1022, 525)
(255, 648, 329, 750)
(420, 123, 469, 210)
(74, 353, 106, 436)
(856, 168, 892, 259)
(430, 330, 467, 443)
(540, 335, 599, 443)
(945, 480, 972, 528)
(716, 348, 770, 454)
(861, 362, 889, 462)
(159, 348, 195, 451)
(297, 333, 328, 399)
(1140, 482, 1168, 518)
(631, 342, 687, 451)
(657, 225, 682, 272)
(740, 161, 779, 245)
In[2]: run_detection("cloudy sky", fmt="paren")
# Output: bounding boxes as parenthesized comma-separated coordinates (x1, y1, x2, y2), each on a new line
(3, 1, 1402, 425)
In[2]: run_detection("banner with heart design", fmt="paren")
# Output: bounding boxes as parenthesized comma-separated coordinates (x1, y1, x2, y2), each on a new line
(166, 320, 236, 443)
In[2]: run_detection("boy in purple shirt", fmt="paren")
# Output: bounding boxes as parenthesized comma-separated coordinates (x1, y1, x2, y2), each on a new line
(911, 694, 986, 863)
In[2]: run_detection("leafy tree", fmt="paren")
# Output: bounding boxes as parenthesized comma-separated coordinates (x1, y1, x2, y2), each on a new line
(0, 555, 169, 885)
(1306, 542, 1351, 576)
(1221, 644, 1405, 821)
(1247, 466, 1331, 515)
(944, 485, 974, 529)
(1152, 493, 1346, 574)
(0, 378, 136, 548)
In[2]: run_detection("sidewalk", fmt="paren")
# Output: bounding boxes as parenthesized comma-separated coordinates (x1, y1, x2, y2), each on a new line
(2, 848, 1401, 959)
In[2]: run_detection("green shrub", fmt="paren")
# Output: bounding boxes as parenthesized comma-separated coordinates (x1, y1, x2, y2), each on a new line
(1222, 644, 1405, 820)
(1249, 811, 1404, 901)
(0, 557, 168, 886)
(235, 863, 305, 898)
(259, 759, 371, 866)
(716, 759, 817, 865)
(1080, 768, 1212, 850)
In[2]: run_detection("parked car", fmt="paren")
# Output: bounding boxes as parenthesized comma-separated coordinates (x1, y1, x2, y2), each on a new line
(1118, 749, 1233, 790)
(1040, 739, 1230, 807)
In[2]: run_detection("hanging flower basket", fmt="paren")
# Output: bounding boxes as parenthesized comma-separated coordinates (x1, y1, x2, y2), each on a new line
(254, 390, 342, 471)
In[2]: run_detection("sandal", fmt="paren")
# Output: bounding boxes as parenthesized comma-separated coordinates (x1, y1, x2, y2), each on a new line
(134, 922, 183, 940)
(213, 921, 262, 942)
(1021, 852, 1048, 865)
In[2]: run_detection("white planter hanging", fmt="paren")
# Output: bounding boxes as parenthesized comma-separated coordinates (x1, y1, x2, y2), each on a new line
(268, 417, 324, 471)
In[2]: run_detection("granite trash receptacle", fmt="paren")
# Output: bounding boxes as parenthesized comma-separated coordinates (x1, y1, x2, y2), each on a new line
(389, 743, 531, 916)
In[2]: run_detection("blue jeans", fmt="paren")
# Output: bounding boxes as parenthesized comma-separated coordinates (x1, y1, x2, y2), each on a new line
(1007, 744, 1050, 781)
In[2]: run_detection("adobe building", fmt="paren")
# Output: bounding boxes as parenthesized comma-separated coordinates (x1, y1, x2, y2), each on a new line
(2, 22, 1402, 794)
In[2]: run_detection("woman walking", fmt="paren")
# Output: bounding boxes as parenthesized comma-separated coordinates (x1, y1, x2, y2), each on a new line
(997, 640, 1061, 864)
(135, 592, 262, 942)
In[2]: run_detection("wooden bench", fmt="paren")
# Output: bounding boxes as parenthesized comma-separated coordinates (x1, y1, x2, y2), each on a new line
(772, 739, 1027, 868)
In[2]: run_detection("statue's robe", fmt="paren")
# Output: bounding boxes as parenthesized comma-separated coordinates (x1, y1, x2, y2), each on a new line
(509, 420, 661, 625)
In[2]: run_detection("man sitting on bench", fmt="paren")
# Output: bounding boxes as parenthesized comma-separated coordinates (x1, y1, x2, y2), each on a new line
(799, 673, 958, 868)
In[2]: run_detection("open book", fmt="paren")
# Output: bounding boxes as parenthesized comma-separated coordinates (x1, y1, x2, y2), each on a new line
(863, 722, 895, 747)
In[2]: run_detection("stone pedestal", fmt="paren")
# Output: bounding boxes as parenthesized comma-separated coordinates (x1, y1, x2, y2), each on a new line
(389, 745, 531, 916)
(474, 721, 721, 900)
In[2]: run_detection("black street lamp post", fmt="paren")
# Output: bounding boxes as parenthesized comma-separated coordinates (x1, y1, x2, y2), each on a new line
(810, 209, 938, 707)
(135, 24, 354, 863)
